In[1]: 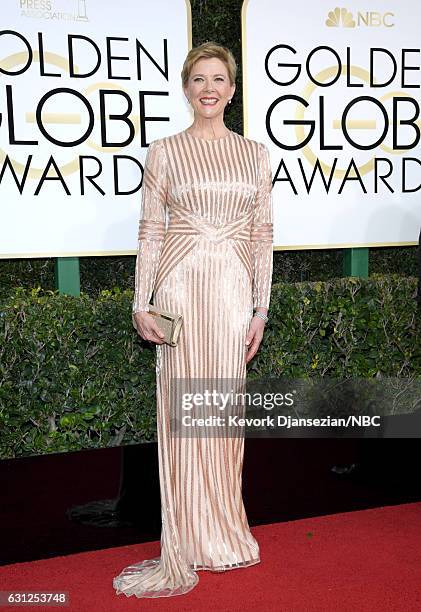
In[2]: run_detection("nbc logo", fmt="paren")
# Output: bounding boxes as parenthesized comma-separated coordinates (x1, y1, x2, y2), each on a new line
(325, 7, 394, 28)
(326, 7, 355, 27)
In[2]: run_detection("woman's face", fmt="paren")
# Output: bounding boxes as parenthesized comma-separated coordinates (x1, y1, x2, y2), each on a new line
(184, 57, 235, 119)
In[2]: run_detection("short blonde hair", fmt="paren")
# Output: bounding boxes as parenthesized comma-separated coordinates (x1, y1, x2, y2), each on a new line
(181, 41, 237, 88)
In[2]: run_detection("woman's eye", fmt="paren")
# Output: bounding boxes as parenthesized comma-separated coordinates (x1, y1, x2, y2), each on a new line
(193, 77, 224, 82)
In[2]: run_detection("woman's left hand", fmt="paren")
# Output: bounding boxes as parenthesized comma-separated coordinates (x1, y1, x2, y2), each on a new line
(245, 316, 266, 363)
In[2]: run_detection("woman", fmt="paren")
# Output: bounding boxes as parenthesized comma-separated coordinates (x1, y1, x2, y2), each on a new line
(113, 41, 274, 598)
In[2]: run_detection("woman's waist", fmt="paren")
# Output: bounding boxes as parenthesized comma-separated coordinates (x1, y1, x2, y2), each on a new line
(166, 213, 252, 243)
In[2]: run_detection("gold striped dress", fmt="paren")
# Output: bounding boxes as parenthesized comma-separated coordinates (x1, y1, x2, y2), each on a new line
(113, 128, 273, 598)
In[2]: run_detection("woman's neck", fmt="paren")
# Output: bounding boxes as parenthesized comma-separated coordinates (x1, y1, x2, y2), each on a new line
(187, 119, 229, 139)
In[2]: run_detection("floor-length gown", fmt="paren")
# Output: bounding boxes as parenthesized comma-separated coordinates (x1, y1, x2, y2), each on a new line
(113, 128, 274, 598)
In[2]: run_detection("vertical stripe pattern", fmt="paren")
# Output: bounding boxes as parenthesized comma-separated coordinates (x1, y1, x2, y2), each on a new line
(114, 129, 273, 598)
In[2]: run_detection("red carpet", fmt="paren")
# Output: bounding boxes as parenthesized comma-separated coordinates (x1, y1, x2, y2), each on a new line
(1, 502, 420, 611)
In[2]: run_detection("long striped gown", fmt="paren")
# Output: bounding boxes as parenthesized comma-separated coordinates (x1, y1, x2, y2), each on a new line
(113, 128, 274, 598)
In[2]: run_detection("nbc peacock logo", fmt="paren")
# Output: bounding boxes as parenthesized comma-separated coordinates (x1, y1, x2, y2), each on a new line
(325, 7, 395, 27)
(325, 7, 356, 28)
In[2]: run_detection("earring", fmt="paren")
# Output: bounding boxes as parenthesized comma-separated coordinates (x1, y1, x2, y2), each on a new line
(228, 99, 232, 104)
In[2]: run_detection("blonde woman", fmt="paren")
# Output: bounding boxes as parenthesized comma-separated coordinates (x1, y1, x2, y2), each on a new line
(113, 41, 274, 598)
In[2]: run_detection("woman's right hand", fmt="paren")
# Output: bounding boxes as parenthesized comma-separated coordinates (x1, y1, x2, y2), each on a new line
(133, 312, 166, 344)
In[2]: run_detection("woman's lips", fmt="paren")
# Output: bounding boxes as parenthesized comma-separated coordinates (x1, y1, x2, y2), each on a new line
(200, 98, 219, 106)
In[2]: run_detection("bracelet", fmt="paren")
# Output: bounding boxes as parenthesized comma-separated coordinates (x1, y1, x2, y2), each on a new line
(254, 311, 268, 323)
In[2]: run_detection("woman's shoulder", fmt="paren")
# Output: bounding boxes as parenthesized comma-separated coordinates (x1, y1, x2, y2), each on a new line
(232, 131, 269, 154)
(246, 135, 269, 150)
(146, 136, 167, 149)
(147, 132, 183, 152)
(144, 137, 169, 162)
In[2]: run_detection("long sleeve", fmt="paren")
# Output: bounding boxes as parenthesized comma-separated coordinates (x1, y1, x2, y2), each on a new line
(132, 139, 168, 314)
(250, 142, 274, 310)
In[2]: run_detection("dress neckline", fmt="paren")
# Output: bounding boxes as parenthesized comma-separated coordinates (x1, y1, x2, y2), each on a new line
(184, 128, 232, 142)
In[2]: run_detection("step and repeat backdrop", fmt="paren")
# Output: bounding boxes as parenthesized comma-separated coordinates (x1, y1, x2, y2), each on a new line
(0, 0, 420, 256)
(243, 0, 421, 248)
(0, 0, 191, 257)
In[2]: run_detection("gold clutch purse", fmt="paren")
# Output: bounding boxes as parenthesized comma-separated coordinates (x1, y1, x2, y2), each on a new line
(132, 304, 183, 347)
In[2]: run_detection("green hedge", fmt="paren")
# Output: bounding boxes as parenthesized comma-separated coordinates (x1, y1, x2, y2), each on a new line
(0, 276, 419, 459)
(0, 247, 418, 297)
